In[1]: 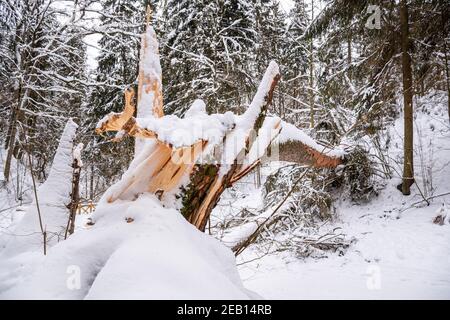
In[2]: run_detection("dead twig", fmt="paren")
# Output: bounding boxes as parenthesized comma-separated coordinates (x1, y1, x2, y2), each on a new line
(232, 167, 311, 256)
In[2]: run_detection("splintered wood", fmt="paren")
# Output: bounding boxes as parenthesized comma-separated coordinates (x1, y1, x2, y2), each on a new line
(95, 22, 343, 232)
(95, 89, 156, 141)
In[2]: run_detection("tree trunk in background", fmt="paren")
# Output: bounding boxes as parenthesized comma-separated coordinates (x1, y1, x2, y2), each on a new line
(309, 0, 315, 128)
(400, 0, 414, 195)
(347, 29, 352, 81)
(347, 34, 352, 66)
(4, 112, 17, 182)
(442, 8, 450, 123)
(90, 165, 94, 200)
(444, 45, 450, 123)
(66, 156, 81, 237)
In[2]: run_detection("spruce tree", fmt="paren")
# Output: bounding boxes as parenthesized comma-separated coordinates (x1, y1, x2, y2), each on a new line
(161, 0, 257, 116)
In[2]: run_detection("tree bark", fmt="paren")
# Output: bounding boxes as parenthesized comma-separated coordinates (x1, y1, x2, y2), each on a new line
(65, 146, 82, 238)
(400, 0, 414, 195)
(66, 158, 81, 237)
(347, 32, 352, 66)
(309, 0, 315, 128)
(347, 28, 352, 81)
(442, 7, 450, 123)
(89, 165, 94, 200)
(444, 47, 450, 122)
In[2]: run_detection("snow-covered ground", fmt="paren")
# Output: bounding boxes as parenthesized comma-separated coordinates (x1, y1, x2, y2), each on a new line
(216, 91, 450, 299)
(237, 184, 450, 299)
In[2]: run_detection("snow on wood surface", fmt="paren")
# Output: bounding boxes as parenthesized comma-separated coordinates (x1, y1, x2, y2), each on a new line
(137, 111, 235, 149)
(245, 117, 282, 165)
(133, 62, 280, 151)
(237, 61, 280, 131)
(73, 143, 84, 167)
(137, 25, 162, 119)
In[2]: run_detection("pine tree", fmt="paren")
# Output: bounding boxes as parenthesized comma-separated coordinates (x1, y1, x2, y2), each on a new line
(90, 0, 144, 116)
(214, 0, 257, 113)
(160, 0, 207, 115)
(304, 1, 397, 136)
(305, 0, 450, 194)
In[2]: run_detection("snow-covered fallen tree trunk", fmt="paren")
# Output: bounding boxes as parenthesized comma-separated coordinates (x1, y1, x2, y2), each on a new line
(95, 20, 344, 232)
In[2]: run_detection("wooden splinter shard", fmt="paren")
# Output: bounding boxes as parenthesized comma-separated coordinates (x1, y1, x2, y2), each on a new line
(95, 88, 156, 141)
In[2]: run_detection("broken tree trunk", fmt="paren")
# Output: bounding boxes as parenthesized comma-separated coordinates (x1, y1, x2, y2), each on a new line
(65, 143, 83, 238)
(135, 9, 163, 156)
(95, 18, 344, 232)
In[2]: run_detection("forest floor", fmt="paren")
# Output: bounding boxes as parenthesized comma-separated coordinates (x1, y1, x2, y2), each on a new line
(234, 183, 450, 299)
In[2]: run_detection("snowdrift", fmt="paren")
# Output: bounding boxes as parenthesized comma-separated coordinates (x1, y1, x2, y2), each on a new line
(0, 194, 257, 299)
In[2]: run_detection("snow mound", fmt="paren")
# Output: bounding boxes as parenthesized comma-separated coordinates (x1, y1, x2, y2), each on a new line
(135, 24, 162, 155)
(0, 194, 257, 299)
(0, 119, 78, 256)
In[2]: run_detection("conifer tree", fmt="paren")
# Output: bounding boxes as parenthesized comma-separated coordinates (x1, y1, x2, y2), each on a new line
(161, 0, 257, 115)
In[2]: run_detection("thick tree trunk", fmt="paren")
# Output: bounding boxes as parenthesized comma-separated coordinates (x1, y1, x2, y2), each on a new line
(400, 0, 414, 195)
(3, 21, 26, 183)
(347, 29, 352, 81)
(445, 48, 450, 123)
(347, 33, 352, 66)
(4, 113, 18, 182)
